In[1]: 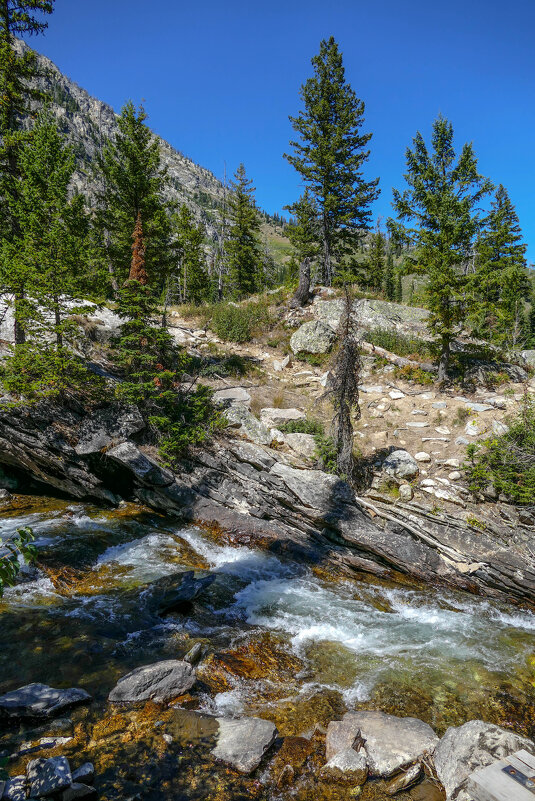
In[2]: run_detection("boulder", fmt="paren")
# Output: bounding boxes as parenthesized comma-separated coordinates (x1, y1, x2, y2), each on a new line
(108, 660, 196, 703)
(0, 684, 91, 719)
(321, 749, 368, 785)
(492, 420, 509, 436)
(521, 349, 535, 367)
(71, 764, 94, 785)
(106, 442, 174, 487)
(385, 762, 422, 795)
(433, 720, 535, 801)
(326, 719, 363, 761)
(314, 297, 429, 338)
(213, 388, 251, 406)
(212, 717, 278, 774)
(328, 711, 438, 778)
(224, 404, 272, 446)
(61, 785, 98, 801)
(2, 777, 26, 801)
(260, 408, 305, 428)
(399, 484, 413, 502)
(27, 756, 72, 798)
(414, 452, 431, 463)
(382, 450, 419, 480)
(283, 433, 317, 459)
(145, 571, 216, 615)
(290, 320, 336, 355)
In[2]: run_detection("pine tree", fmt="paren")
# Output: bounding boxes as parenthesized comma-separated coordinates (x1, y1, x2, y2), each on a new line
(174, 204, 208, 304)
(391, 116, 492, 381)
(285, 36, 379, 285)
(384, 250, 395, 301)
(0, 0, 54, 343)
(366, 224, 385, 292)
(285, 189, 319, 306)
(395, 270, 403, 303)
(94, 101, 173, 296)
(225, 164, 262, 298)
(470, 185, 529, 346)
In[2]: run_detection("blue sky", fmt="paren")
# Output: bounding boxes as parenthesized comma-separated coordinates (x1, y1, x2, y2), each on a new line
(29, 0, 535, 263)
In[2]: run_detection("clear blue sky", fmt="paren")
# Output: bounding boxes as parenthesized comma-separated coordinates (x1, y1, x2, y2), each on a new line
(28, 0, 535, 263)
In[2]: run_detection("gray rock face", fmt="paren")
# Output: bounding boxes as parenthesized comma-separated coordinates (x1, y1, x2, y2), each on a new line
(74, 406, 144, 456)
(330, 711, 438, 778)
(260, 407, 305, 428)
(0, 683, 91, 719)
(283, 433, 317, 459)
(382, 450, 419, 480)
(433, 720, 535, 801)
(108, 660, 196, 703)
(106, 442, 174, 487)
(290, 320, 336, 354)
(61, 784, 97, 801)
(321, 749, 368, 785)
(27, 756, 72, 798)
(314, 297, 430, 337)
(212, 717, 278, 774)
(224, 404, 272, 445)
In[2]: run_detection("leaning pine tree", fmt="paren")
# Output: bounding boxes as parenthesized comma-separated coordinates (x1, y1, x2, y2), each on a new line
(285, 36, 379, 285)
(391, 116, 492, 381)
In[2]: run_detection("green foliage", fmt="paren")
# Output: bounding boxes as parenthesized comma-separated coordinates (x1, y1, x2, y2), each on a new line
(365, 327, 434, 360)
(279, 417, 325, 436)
(393, 364, 434, 385)
(285, 37, 379, 285)
(467, 394, 535, 504)
(225, 164, 263, 298)
(94, 101, 174, 295)
(172, 204, 209, 304)
(0, 526, 35, 597)
(285, 189, 320, 265)
(384, 250, 395, 301)
(391, 115, 492, 380)
(366, 226, 386, 291)
(314, 433, 338, 473)
(200, 353, 256, 379)
(209, 301, 272, 343)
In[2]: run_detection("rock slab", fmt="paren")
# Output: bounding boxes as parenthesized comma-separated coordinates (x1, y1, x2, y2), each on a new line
(433, 719, 535, 801)
(212, 717, 278, 774)
(0, 683, 91, 719)
(321, 748, 368, 785)
(290, 320, 336, 354)
(108, 660, 196, 703)
(27, 756, 72, 798)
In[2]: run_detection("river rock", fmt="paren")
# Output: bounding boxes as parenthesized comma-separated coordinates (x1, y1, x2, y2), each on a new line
(283, 433, 317, 459)
(492, 419, 509, 436)
(146, 571, 216, 615)
(330, 711, 438, 777)
(224, 404, 272, 445)
(0, 684, 91, 719)
(71, 764, 94, 785)
(212, 717, 278, 774)
(108, 660, 196, 703)
(27, 756, 72, 798)
(433, 719, 535, 801)
(61, 784, 97, 801)
(321, 749, 368, 785)
(290, 320, 336, 355)
(2, 777, 26, 801)
(382, 450, 419, 480)
(385, 762, 422, 795)
(260, 407, 305, 428)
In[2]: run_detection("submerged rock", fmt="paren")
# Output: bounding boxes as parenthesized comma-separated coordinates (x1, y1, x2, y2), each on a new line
(433, 719, 535, 801)
(61, 784, 97, 801)
(212, 716, 278, 774)
(0, 683, 91, 719)
(27, 755, 72, 798)
(385, 762, 422, 794)
(108, 660, 196, 704)
(144, 570, 216, 615)
(321, 748, 368, 785)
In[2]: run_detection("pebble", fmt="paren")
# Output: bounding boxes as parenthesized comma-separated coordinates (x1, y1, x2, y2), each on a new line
(406, 422, 429, 428)
(421, 479, 437, 487)
(411, 409, 427, 415)
(414, 452, 431, 462)
(448, 471, 462, 481)
(435, 426, 451, 435)
(432, 401, 447, 409)
(399, 484, 414, 502)
(455, 436, 469, 446)
(389, 390, 405, 399)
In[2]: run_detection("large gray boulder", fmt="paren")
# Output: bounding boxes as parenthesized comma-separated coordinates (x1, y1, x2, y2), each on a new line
(290, 320, 336, 354)
(283, 432, 317, 459)
(224, 404, 272, 446)
(433, 720, 535, 801)
(260, 407, 305, 428)
(0, 683, 91, 719)
(382, 450, 419, 480)
(27, 756, 72, 798)
(321, 749, 368, 785)
(327, 711, 438, 777)
(108, 660, 196, 703)
(314, 297, 430, 337)
(212, 717, 278, 774)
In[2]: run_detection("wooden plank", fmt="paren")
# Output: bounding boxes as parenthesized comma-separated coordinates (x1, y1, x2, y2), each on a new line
(467, 757, 535, 801)
(507, 754, 535, 778)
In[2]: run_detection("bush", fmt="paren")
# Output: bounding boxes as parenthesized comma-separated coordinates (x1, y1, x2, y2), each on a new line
(467, 394, 535, 504)
(365, 327, 434, 360)
(210, 301, 273, 343)
(279, 417, 324, 436)
(393, 364, 434, 385)
(0, 527, 35, 596)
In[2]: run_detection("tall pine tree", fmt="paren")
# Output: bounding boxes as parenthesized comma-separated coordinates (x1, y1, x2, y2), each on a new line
(285, 37, 379, 285)
(225, 164, 263, 298)
(391, 116, 492, 381)
(94, 101, 173, 296)
(285, 189, 319, 306)
(470, 185, 529, 347)
(384, 249, 395, 301)
(174, 204, 208, 305)
(366, 224, 386, 292)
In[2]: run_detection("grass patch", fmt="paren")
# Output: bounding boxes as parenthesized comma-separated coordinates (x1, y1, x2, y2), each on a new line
(365, 327, 434, 360)
(279, 417, 325, 436)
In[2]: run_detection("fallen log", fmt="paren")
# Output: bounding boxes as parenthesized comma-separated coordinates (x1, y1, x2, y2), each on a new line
(361, 340, 437, 374)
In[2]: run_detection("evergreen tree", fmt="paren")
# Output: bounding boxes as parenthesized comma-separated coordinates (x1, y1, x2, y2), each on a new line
(285, 189, 319, 306)
(395, 270, 403, 303)
(285, 36, 379, 285)
(384, 250, 395, 301)
(94, 101, 173, 296)
(225, 163, 262, 298)
(0, 0, 54, 343)
(391, 116, 492, 381)
(470, 185, 529, 346)
(366, 224, 385, 292)
(173, 204, 208, 305)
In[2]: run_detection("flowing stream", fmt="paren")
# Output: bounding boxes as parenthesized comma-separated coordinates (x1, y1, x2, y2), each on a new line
(1, 497, 535, 799)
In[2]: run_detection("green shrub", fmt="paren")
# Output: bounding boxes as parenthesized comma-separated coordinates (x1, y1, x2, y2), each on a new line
(210, 301, 273, 343)
(366, 327, 434, 360)
(467, 394, 535, 504)
(393, 364, 434, 385)
(279, 417, 324, 436)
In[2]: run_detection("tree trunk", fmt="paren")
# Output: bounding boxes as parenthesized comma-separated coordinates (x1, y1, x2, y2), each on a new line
(290, 257, 311, 308)
(14, 294, 25, 345)
(438, 336, 450, 383)
(335, 399, 354, 478)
